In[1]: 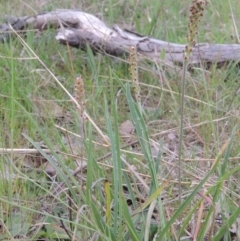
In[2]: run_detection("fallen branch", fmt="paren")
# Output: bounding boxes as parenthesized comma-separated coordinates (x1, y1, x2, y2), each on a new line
(1, 9, 240, 66)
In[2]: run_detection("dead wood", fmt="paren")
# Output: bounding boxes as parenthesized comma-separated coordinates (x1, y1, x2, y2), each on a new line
(1, 9, 240, 66)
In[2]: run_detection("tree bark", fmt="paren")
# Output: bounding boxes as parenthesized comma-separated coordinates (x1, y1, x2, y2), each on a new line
(1, 9, 240, 66)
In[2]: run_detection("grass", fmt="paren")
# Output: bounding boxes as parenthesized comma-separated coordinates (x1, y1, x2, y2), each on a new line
(1, 0, 240, 240)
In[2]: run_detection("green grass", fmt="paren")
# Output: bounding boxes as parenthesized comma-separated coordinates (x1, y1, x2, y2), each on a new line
(1, 0, 240, 240)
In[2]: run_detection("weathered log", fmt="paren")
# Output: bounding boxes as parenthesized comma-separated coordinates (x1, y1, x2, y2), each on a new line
(1, 9, 240, 66)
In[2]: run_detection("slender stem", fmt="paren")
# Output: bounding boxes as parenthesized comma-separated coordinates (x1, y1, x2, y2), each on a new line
(178, 59, 188, 205)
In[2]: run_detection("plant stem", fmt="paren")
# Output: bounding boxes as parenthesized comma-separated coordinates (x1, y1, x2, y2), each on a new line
(178, 59, 188, 206)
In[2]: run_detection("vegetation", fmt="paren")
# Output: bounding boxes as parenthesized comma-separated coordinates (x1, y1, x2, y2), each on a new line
(0, 0, 240, 240)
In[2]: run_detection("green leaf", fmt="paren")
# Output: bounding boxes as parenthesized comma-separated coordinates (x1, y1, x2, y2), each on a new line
(122, 194, 141, 241)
